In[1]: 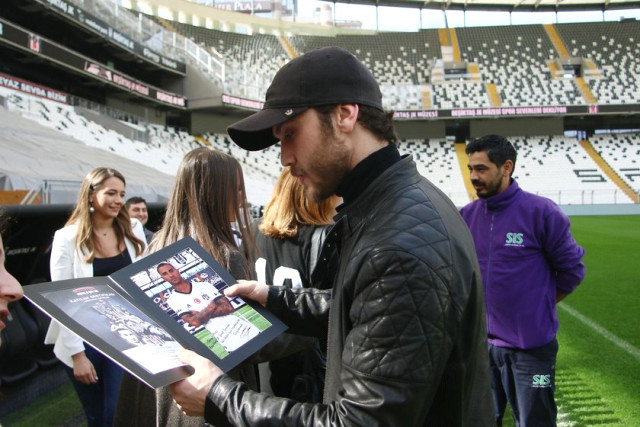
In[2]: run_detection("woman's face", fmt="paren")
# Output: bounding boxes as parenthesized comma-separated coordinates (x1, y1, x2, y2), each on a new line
(90, 177, 126, 220)
(0, 234, 23, 331)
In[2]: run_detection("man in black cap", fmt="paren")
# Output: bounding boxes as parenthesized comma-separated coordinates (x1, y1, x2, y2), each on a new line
(170, 46, 494, 426)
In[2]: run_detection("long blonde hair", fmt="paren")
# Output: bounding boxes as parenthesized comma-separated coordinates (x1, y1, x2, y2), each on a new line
(149, 148, 255, 275)
(260, 167, 338, 239)
(66, 167, 145, 262)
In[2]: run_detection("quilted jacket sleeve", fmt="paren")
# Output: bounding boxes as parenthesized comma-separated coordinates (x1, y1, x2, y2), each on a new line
(243, 286, 330, 365)
(266, 286, 331, 337)
(205, 247, 456, 426)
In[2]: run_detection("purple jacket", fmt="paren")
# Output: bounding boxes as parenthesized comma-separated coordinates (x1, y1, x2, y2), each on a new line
(460, 179, 585, 349)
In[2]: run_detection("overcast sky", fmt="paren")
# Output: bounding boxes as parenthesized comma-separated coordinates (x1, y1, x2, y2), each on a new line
(294, 0, 640, 31)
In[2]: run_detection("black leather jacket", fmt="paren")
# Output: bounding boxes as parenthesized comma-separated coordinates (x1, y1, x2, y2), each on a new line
(205, 156, 494, 426)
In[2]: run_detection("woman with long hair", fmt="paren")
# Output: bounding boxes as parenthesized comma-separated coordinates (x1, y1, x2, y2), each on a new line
(258, 167, 337, 242)
(150, 147, 255, 272)
(44, 167, 146, 427)
(250, 167, 338, 402)
(114, 147, 258, 426)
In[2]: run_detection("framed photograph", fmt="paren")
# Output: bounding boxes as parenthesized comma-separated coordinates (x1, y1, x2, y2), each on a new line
(112, 236, 287, 372)
(24, 277, 193, 388)
(24, 236, 287, 386)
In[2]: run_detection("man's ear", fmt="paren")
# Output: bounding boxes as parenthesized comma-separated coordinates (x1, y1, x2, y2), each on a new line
(336, 104, 359, 133)
(502, 159, 514, 177)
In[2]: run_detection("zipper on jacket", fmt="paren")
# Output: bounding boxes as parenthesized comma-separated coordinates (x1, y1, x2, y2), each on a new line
(487, 211, 494, 286)
(323, 292, 334, 404)
(485, 204, 495, 335)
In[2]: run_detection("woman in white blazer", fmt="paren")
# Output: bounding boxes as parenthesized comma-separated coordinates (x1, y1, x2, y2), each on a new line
(45, 167, 146, 427)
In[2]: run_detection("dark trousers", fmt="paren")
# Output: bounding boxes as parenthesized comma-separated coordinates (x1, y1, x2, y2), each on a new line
(64, 345, 124, 427)
(489, 339, 558, 427)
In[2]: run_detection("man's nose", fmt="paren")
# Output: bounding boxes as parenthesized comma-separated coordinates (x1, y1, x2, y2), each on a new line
(280, 143, 293, 167)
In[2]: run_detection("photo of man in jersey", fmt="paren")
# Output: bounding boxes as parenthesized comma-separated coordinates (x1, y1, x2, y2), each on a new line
(156, 262, 260, 356)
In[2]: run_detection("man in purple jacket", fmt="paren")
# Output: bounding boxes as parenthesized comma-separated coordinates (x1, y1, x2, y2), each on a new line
(460, 134, 585, 427)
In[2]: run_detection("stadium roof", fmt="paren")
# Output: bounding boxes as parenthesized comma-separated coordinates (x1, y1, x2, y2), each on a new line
(330, 0, 640, 12)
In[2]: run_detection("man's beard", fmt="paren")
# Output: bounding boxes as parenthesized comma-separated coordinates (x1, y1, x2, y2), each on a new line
(473, 178, 502, 198)
(302, 124, 351, 203)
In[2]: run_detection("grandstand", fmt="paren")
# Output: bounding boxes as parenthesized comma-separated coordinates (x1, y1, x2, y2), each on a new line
(0, 0, 638, 208)
(0, 0, 639, 421)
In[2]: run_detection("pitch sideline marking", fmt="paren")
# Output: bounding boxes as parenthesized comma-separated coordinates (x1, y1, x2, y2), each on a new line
(557, 407, 576, 427)
(559, 303, 640, 361)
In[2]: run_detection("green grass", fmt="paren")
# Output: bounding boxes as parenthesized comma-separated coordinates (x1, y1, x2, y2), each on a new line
(0, 382, 83, 426)
(1, 216, 638, 426)
(554, 215, 640, 426)
(564, 216, 640, 347)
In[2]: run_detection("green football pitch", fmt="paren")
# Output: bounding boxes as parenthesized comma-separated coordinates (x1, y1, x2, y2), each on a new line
(1, 215, 638, 426)
(553, 215, 640, 426)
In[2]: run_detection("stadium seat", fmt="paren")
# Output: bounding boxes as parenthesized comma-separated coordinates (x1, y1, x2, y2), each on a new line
(555, 21, 640, 105)
(590, 133, 640, 196)
(511, 135, 630, 204)
(456, 25, 582, 107)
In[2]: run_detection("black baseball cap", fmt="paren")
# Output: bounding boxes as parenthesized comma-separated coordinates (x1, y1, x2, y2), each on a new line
(227, 46, 383, 151)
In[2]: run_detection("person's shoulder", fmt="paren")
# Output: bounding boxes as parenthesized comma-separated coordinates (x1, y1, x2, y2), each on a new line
(228, 250, 249, 279)
(54, 223, 79, 240)
(130, 217, 143, 230)
(299, 223, 327, 235)
(192, 280, 218, 294)
(460, 199, 482, 214)
(128, 218, 147, 241)
(250, 218, 269, 242)
(519, 190, 562, 213)
(165, 290, 178, 304)
(191, 278, 209, 286)
(251, 217, 262, 230)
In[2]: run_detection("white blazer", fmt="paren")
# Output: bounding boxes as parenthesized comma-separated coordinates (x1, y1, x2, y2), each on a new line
(44, 219, 147, 367)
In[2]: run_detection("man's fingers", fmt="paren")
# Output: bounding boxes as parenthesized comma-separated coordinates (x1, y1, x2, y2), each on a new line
(170, 374, 208, 417)
(175, 348, 198, 365)
(176, 348, 219, 375)
(225, 280, 269, 306)
(224, 282, 247, 297)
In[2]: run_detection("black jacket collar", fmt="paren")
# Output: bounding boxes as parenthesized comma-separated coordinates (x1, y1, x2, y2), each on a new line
(336, 143, 401, 207)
